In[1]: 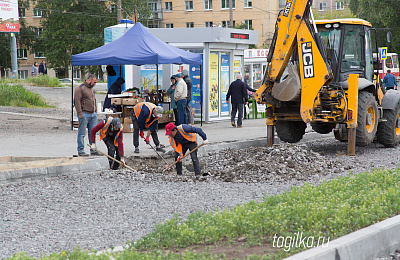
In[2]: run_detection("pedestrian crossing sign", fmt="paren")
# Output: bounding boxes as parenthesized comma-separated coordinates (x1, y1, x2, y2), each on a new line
(381, 47, 388, 60)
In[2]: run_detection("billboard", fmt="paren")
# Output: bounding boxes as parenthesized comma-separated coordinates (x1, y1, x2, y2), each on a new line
(0, 0, 19, 33)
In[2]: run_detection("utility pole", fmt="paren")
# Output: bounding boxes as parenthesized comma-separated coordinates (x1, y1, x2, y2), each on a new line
(10, 33, 18, 79)
(117, 0, 122, 22)
(229, 0, 233, 28)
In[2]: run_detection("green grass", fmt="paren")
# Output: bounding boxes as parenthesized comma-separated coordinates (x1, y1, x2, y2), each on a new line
(24, 75, 62, 88)
(0, 83, 52, 108)
(7, 168, 400, 259)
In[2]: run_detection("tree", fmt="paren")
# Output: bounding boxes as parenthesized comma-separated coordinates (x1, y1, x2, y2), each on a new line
(0, 34, 11, 77)
(313, 8, 355, 20)
(349, 0, 400, 54)
(234, 23, 258, 49)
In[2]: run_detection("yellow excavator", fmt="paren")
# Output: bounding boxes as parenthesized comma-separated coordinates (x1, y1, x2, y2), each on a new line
(255, 0, 400, 155)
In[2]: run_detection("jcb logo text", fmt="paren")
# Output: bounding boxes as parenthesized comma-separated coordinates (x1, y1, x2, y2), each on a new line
(283, 0, 292, 17)
(301, 42, 314, 78)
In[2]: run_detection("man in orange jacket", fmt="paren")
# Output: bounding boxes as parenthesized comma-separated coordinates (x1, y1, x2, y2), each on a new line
(90, 117, 125, 170)
(165, 122, 208, 176)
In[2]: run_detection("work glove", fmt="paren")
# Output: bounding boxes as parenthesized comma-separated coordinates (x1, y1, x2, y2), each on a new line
(177, 156, 182, 163)
(145, 136, 150, 144)
(90, 143, 97, 150)
(139, 130, 144, 138)
(202, 140, 209, 145)
(120, 158, 125, 166)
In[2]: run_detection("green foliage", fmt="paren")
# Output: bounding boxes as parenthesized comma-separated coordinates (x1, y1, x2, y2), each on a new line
(349, 0, 400, 54)
(132, 168, 400, 253)
(234, 23, 257, 49)
(0, 83, 50, 107)
(0, 33, 11, 71)
(313, 8, 355, 20)
(24, 75, 62, 87)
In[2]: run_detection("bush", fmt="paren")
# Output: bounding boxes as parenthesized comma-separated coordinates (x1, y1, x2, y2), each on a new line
(0, 83, 50, 107)
(24, 75, 62, 88)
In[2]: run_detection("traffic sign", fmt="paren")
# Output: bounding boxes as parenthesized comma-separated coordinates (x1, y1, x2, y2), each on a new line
(381, 47, 388, 60)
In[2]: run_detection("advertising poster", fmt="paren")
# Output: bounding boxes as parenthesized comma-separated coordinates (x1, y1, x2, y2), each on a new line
(234, 60, 241, 78)
(190, 63, 202, 117)
(141, 65, 163, 93)
(0, 0, 19, 32)
(220, 54, 230, 116)
(209, 53, 219, 117)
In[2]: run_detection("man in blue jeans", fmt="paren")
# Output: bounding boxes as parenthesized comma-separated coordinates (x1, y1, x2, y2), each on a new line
(74, 74, 100, 156)
(174, 74, 187, 125)
(383, 69, 398, 90)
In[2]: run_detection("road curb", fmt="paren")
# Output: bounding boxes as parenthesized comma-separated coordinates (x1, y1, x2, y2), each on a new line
(283, 214, 400, 260)
(0, 157, 109, 183)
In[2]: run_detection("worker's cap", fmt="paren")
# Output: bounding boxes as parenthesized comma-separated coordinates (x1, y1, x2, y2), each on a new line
(154, 105, 164, 115)
(165, 122, 176, 136)
(174, 73, 182, 78)
(182, 69, 189, 77)
(111, 117, 122, 129)
(170, 75, 176, 79)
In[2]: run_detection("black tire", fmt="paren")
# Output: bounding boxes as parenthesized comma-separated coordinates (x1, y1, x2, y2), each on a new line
(377, 102, 400, 147)
(333, 124, 348, 142)
(275, 120, 306, 143)
(311, 122, 335, 134)
(356, 91, 378, 146)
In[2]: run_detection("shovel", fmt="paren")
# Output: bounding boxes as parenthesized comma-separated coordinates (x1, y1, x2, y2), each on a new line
(87, 144, 135, 171)
(163, 143, 205, 172)
(142, 136, 170, 166)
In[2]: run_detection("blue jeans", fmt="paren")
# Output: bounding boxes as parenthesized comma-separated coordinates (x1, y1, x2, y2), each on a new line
(231, 103, 244, 126)
(176, 99, 187, 125)
(77, 111, 97, 153)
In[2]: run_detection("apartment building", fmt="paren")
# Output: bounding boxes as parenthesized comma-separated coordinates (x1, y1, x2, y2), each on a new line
(147, 0, 283, 48)
(313, 0, 346, 12)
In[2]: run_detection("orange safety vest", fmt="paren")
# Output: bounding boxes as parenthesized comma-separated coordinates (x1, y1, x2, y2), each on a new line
(168, 125, 197, 156)
(133, 102, 159, 128)
(99, 117, 121, 146)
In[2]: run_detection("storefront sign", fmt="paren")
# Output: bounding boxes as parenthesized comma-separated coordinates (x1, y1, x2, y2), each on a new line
(209, 53, 219, 117)
(0, 0, 20, 32)
(234, 60, 241, 78)
(244, 49, 269, 59)
(220, 54, 230, 116)
(231, 33, 249, 39)
(190, 62, 202, 116)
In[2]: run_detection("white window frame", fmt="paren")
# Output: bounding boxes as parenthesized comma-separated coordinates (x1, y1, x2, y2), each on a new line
(165, 23, 174, 28)
(205, 21, 213, 27)
(165, 2, 172, 11)
(18, 70, 29, 79)
(221, 0, 235, 9)
(244, 0, 252, 8)
(19, 8, 25, 18)
(319, 2, 327, 11)
(336, 1, 344, 10)
(244, 19, 252, 29)
(34, 52, 46, 58)
(204, 0, 212, 10)
(186, 22, 194, 28)
(110, 4, 116, 12)
(33, 8, 44, 17)
(185, 1, 193, 11)
(73, 69, 81, 80)
(17, 49, 27, 59)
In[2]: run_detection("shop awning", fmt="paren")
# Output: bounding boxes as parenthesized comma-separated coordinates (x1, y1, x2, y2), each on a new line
(71, 22, 202, 66)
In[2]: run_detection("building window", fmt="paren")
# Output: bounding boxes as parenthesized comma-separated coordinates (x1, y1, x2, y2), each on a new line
(244, 0, 252, 8)
(336, 1, 344, 10)
(19, 8, 25, 18)
(186, 22, 194, 28)
(221, 0, 235, 9)
(185, 1, 193, 11)
(279, 0, 286, 9)
(34, 52, 46, 58)
(205, 21, 213, 27)
(166, 23, 174, 28)
(244, 19, 252, 29)
(35, 28, 44, 36)
(33, 8, 44, 17)
(17, 49, 27, 59)
(204, 0, 212, 10)
(165, 2, 172, 11)
(319, 2, 326, 11)
(73, 69, 81, 80)
(110, 4, 116, 12)
(18, 70, 29, 79)
(222, 20, 235, 27)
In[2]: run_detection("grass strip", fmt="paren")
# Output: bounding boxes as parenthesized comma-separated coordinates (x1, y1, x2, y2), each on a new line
(0, 83, 51, 107)
(24, 75, 62, 88)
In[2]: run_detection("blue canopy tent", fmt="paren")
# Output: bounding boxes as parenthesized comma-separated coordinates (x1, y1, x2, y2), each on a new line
(70, 22, 203, 129)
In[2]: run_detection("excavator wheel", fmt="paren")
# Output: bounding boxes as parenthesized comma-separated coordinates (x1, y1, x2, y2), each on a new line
(377, 102, 400, 147)
(356, 91, 378, 146)
(275, 120, 306, 143)
(311, 122, 336, 134)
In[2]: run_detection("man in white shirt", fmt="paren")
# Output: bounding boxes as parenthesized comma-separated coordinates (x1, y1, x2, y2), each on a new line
(173, 74, 188, 125)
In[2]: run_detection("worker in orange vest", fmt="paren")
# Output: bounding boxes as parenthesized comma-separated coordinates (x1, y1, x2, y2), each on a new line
(165, 122, 208, 176)
(131, 102, 165, 153)
(90, 117, 125, 170)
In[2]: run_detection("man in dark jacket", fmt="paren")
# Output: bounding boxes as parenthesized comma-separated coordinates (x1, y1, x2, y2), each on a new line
(226, 74, 248, 128)
(182, 69, 193, 124)
(38, 60, 47, 75)
(103, 77, 125, 111)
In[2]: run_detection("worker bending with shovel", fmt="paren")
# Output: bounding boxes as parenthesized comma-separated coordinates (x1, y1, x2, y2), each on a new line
(90, 117, 125, 170)
(165, 122, 208, 177)
(131, 102, 166, 153)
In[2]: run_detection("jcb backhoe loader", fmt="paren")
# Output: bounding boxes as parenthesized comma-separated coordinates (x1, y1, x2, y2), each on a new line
(255, 0, 400, 155)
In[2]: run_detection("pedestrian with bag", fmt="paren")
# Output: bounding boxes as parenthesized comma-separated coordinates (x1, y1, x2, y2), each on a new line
(226, 74, 248, 128)
(165, 122, 208, 177)
(74, 74, 100, 156)
(130, 102, 165, 153)
(173, 74, 187, 125)
(90, 117, 125, 170)
(31, 62, 39, 77)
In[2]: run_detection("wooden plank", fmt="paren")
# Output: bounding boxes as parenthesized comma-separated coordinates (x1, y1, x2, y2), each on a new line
(0, 157, 87, 172)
